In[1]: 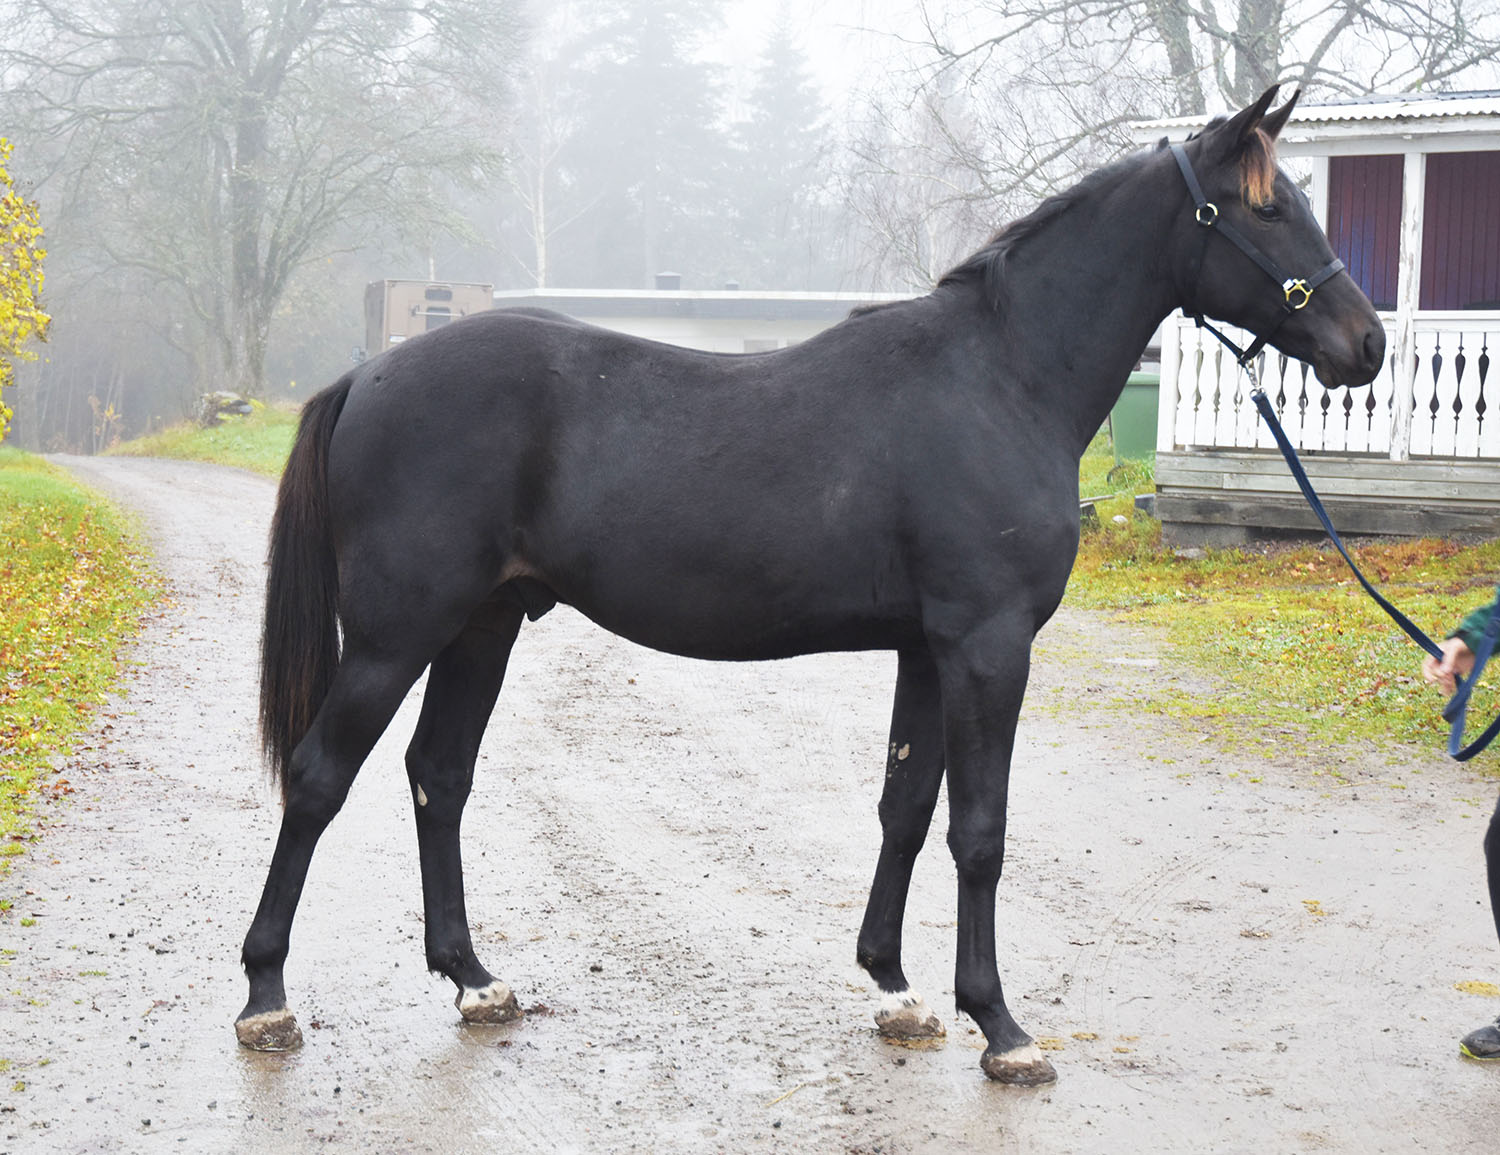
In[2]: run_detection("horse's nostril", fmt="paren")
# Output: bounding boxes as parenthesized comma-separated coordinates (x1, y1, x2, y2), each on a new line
(1363, 326, 1386, 370)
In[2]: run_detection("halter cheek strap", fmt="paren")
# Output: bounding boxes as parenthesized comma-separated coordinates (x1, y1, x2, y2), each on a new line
(1169, 143, 1344, 367)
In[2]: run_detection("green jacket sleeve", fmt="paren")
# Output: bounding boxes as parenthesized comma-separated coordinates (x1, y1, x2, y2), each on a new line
(1453, 597, 1500, 653)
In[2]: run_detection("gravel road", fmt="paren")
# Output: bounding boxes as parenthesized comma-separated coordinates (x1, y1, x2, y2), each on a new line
(3, 454, 1499, 1154)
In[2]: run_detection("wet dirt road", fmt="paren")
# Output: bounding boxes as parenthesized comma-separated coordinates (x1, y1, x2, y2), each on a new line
(3, 454, 1500, 1154)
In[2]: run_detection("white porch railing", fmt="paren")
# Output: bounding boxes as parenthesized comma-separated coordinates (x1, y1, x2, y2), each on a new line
(1158, 312, 1500, 459)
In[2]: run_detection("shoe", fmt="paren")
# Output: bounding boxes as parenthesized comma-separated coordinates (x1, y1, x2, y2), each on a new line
(1460, 1018, 1500, 1060)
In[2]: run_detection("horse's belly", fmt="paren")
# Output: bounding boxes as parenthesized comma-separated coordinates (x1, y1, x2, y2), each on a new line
(554, 568, 922, 662)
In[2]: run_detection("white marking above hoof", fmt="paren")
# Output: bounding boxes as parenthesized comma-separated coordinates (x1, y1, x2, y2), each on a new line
(456, 980, 521, 1024)
(980, 1042, 1058, 1086)
(235, 1008, 303, 1052)
(874, 990, 946, 1039)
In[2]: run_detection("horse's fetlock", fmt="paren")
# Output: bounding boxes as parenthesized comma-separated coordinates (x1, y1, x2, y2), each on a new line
(241, 933, 289, 976)
(857, 942, 907, 991)
(424, 932, 474, 974)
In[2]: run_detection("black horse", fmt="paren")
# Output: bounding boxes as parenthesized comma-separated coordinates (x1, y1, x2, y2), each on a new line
(236, 88, 1384, 1085)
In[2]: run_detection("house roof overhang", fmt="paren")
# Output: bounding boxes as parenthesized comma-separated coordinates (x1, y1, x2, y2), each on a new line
(1129, 91, 1500, 157)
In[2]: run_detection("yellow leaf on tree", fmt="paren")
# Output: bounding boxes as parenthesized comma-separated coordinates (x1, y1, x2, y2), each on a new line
(0, 138, 50, 441)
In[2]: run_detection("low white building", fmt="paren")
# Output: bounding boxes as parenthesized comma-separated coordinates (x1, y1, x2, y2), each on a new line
(490, 284, 911, 354)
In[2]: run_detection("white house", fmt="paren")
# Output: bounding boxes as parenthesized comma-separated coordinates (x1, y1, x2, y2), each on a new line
(1134, 93, 1500, 544)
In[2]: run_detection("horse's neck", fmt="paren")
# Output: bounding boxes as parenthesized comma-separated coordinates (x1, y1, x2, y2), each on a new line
(1000, 170, 1181, 457)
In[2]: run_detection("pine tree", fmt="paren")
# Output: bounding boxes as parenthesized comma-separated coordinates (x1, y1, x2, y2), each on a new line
(730, 11, 833, 289)
(550, 0, 733, 288)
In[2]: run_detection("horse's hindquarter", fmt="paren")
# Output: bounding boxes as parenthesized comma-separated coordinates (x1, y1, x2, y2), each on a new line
(327, 309, 1081, 660)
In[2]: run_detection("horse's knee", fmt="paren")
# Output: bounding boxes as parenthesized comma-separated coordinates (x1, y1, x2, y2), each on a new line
(877, 803, 931, 858)
(947, 818, 1007, 880)
(405, 750, 473, 823)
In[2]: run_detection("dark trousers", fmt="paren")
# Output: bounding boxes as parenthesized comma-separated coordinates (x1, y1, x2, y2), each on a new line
(1489, 794, 1500, 946)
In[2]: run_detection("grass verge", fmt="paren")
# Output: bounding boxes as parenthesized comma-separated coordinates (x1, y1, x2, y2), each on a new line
(0, 449, 159, 869)
(1068, 511, 1500, 758)
(107, 402, 299, 477)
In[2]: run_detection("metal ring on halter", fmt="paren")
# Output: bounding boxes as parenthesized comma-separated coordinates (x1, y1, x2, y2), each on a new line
(1195, 203, 1218, 226)
(1283, 279, 1312, 309)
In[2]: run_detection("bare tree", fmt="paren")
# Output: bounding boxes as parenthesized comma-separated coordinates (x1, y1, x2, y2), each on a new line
(493, 4, 606, 289)
(840, 0, 1500, 291)
(842, 44, 1150, 290)
(916, 0, 1500, 116)
(2, 0, 526, 398)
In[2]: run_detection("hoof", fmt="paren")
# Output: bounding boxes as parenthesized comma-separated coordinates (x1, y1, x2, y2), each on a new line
(980, 1042, 1058, 1086)
(456, 981, 522, 1024)
(235, 1008, 303, 1052)
(875, 991, 946, 1040)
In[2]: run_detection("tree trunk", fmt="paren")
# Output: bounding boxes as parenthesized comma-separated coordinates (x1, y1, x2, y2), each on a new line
(1232, 0, 1285, 104)
(225, 307, 269, 399)
(227, 97, 271, 396)
(1150, 0, 1207, 116)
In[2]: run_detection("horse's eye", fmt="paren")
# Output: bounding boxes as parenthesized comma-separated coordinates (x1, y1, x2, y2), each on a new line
(1255, 203, 1281, 221)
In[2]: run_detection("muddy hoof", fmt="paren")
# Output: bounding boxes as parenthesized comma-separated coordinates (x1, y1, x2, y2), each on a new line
(235, 1008, 303, 1052)
(457, 981, 522, 1024)
(875, 992, 946, 1040)
(980, 1042, 1058, 1086)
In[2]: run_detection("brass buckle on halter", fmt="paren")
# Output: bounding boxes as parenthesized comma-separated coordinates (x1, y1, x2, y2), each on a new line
(1283, 279, 1312, 309)
(1195, 203, 1218, 226)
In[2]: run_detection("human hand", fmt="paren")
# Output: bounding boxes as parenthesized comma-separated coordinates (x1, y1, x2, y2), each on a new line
(1422, 636, 1475, 697)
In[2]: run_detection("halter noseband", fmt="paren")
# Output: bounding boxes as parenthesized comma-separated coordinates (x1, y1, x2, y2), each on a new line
(1170, 143, 1344, 369)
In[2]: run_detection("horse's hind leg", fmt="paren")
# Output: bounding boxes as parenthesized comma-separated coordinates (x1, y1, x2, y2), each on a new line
(403, 599, 525, 1024)
(857, 647, 947, 1040)
(237, 649, 428, 1050)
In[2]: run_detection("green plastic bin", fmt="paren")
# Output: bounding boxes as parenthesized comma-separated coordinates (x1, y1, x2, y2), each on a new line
(1110, 370, 1160, 464)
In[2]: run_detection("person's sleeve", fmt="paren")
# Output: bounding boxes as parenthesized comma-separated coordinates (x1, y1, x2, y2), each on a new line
(1452, 598, 1500, 652)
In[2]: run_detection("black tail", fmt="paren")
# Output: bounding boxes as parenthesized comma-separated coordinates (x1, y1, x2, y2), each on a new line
(259, 376, 352, 800)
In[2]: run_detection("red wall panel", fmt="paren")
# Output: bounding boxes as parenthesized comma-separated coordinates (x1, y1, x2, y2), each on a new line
(1421, 151, 1500, 310)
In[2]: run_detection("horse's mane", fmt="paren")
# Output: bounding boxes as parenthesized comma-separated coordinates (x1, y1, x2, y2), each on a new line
(939, 125, 1278, 313)
(935, 154, 1146, 312)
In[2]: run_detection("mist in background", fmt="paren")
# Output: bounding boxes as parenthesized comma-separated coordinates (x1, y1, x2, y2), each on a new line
(2, 0, 1497, 450)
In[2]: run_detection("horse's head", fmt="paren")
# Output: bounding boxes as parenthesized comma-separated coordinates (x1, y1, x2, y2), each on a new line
(1169, 86, 1385, 389)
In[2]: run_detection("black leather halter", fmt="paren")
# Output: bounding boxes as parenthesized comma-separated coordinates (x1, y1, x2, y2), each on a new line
(1170, 143, 1345, 368)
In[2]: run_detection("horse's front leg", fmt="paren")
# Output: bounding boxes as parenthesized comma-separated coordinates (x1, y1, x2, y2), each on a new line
(935, 615, 1056, 1086)
(857, 647, 947, 1040)
(404, 603, 525, 1025)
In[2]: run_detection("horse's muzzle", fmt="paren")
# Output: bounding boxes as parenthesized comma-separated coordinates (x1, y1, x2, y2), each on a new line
(1317, 316, 1385, 388)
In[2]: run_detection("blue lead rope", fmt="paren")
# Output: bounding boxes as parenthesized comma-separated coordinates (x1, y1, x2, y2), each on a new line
(1249, 388, 1500, 761)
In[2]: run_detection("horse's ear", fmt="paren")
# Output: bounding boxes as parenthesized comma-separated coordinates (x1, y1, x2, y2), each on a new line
(1258, 88, 1300, 141)
(1210, 85, 1281, 157)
